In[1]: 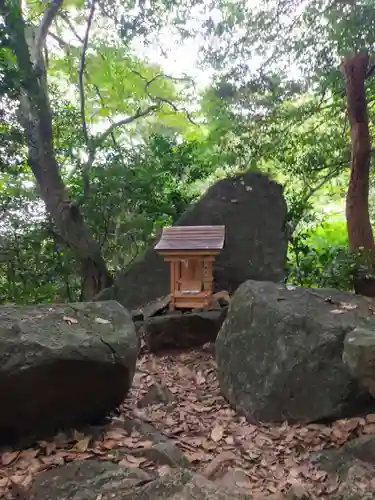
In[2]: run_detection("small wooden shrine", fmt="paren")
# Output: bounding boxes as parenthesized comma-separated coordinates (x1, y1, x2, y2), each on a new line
(154, 225, 225, 310)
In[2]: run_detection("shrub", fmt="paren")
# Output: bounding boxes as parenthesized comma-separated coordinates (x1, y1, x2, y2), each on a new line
(287, 221, 357, 290)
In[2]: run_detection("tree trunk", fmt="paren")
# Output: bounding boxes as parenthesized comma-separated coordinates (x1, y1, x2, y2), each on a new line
(3, 2, 113, 299)
(342, 52, 375, 297)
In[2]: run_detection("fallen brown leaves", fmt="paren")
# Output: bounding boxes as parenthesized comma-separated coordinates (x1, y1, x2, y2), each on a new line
(0, 424, 163, 498)
(123, 347, 375, 498)
(1, 346, 375, 499)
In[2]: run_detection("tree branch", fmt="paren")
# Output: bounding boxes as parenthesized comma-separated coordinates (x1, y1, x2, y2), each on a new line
(73, 104, 160, 177)
(36, 0, 64, 59)
(144, 72, 196, 90)
(95, 104, 160, 146)
(287, 165, 344, 237)
(132, 70, 197, 124)
(47, 30, 70, 50)
(78, 0, 96, 197)
(366, 64, 375, 80)
(58, 11, 85, 43)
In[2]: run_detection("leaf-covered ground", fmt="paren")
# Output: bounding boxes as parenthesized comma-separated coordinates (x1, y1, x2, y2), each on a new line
(1, 345, 375, 499)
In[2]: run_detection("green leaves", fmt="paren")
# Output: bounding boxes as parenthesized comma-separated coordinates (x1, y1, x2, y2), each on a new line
(65, 133, 215, 270)
(48, 39, 193, 146)
(199, 0, 375, 245)
(287, 221, 355, 291)
(0, 16, 20, 98)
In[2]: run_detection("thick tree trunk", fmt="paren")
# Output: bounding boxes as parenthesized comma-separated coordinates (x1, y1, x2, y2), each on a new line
(342, 52, 375, 297)
(29, 115, 113, 299)
(3, 2, 113, 299)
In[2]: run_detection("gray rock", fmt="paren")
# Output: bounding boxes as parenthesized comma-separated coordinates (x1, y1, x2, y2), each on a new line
(216, 281, 375, 424)
(0, 301, 138, 444)
(119, 418, 190, 468)
(343, 327, 375, 398)
(311, 436, 375, 498)
(133, 441, 188, 468)
(30, 461, 254, 500)
(134, 320, 144, 338)
(311, 435, 375, 476)
(131, 309, 144, 322)
(215, 469, 255, 494)
(142, 295, 171, 319)
(29, 460, 151, 500)
(212, 291, 231, 308)
(145, 309, 227, 352)
(95, 172, 287, 310)
(124, 469, 253, 500)
(138, 382, 176, 408)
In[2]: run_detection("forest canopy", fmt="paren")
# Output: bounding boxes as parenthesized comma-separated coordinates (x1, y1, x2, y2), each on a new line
(1, 0, 375, 303)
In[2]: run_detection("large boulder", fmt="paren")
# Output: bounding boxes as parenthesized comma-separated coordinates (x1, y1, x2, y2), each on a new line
(0, 301, 138, 445)
(216, 281, 375, 424)
(96, 172, 288, 310)
(343, 327, 375, 398)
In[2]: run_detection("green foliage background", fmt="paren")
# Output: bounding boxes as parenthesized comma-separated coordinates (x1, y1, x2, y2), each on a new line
(1, 0, 375, 303)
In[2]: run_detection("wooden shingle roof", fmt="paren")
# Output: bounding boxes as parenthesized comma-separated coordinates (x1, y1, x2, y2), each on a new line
(154, 225, 225, 251)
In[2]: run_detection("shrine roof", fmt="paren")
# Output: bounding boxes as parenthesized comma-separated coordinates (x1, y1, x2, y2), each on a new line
(154, 225, 225, 251)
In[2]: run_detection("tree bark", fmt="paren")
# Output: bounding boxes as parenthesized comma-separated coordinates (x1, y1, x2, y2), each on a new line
(2, 0, 113, 299)
(342, 52, 375, 296)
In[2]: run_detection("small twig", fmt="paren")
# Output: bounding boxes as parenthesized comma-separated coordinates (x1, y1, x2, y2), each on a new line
(305, 289, 341, 306)
(47, 30, 70, 50)
(132, 70, 197, 124)
(144, 72, 196, 90)
(96, 1, 122, 29)
(94, 105, 160, 146)
(287, 164, 345, 236)
(58, 11, 85, 43)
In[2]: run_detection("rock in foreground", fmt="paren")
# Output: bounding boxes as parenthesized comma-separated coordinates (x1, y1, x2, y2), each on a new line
(0, 301, 138, 445)
(216, 281, 375, 424)
(311, 435, 375, 499)
(95, 172, 288, 310)
(30, 460, 253, 500)
(145, 309, 227, 352)
(30, 460, 149, 500)
(343, 327, 375, 399)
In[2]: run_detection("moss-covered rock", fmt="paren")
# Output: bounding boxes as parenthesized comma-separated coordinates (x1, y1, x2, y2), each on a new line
(216, 281, 375, 423)
(0, 300, 138, 444)
(95, 172, 287, 310)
